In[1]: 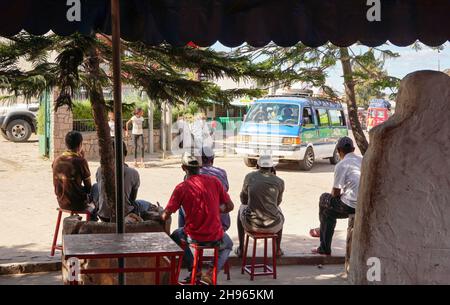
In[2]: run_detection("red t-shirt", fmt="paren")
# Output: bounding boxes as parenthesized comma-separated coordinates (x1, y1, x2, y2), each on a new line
(166, 175, 231, 242)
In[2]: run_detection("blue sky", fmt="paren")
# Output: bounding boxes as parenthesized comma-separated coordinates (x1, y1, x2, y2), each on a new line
(212, 42, 450, 94)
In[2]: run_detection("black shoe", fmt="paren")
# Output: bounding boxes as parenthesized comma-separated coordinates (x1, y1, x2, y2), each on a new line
(311, 247, 331, 256)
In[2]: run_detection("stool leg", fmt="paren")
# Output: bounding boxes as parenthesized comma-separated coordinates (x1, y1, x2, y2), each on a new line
(86, 212, 91, 222)
(212, 247, 219, 286)
(250, 238, 257, 281)
(264, 238, 268, 273)
(272, 237, 277, 279)
(241, 234, 249, 274)
(191, 247, 199, 285)
(225, 261, 231, 281)
(51, 210, 62, 256)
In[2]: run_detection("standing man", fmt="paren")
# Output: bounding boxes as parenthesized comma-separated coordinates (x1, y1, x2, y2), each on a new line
(311, 137, 362, 255)
(236, 155, 285, 257)
(125, 107, 145, 167)
(52, 131, 94, 214)
(160, 152, 234, 284)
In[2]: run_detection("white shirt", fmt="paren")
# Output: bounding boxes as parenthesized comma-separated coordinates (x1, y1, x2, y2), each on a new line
(333, 152, 362, 209)
(131, 116, 144, 135)
(108, 120, 115, 137)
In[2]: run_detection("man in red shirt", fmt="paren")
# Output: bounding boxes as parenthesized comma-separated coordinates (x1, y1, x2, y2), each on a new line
(161, 152, 234, 283)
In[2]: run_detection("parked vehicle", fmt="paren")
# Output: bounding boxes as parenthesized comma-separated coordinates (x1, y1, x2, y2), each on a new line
(366, 99, 391, 131)
(0, 103, 39, 142)
(236, 91, 348, 170)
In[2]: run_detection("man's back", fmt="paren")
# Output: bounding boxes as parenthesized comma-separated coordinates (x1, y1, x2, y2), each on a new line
(52, 152, 90, 211)
(96, 164, 140, 219)
(241, 170, 284, 228)
(333, 152, 362, 209)
(166, 174, 229, 242)
(200, 165, 231, 230)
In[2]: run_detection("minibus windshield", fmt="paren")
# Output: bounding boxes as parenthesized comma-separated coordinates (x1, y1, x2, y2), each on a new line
(245, 103, 300, 125)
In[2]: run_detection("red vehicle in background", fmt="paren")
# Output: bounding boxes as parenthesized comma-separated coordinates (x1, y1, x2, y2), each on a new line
(366, 99, 392, 131)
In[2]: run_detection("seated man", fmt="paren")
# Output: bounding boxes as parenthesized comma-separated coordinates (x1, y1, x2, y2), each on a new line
(161, 152, 234, 284)
(179, 147, 231, 230)
(236, 155, 285, 257)
(311, 137, 362, 255)
(93, 141, 151, 222)
(52, 131, 95, 215)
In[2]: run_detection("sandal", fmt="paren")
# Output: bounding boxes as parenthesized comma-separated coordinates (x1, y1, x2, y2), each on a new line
(309, 227, 320, 238)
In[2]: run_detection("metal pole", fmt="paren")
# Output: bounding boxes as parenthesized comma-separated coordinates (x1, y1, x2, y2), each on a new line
(111, 0, 125, 285)
(148, 98, 154, 154)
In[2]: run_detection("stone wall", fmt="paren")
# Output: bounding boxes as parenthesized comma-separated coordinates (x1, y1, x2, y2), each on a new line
(50, 104, 73, 161)
(349, 71, 450, 284)
(81, 129, 161, 161)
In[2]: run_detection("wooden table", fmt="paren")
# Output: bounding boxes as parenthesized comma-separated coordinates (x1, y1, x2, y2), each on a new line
(63, 232, 184, 285)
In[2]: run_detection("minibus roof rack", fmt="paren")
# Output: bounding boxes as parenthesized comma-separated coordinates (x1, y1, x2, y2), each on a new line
(265, 92, 343, 106)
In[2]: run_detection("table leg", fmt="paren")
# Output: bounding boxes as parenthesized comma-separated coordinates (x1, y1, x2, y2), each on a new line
(155, 256, 160, 285)
(170, 256, 177, 285)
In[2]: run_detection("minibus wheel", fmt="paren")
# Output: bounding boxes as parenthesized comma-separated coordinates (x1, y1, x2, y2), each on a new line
(329, 148, 340, 165)
(299, 147, 315, 171)
(244, 157, 257, 167)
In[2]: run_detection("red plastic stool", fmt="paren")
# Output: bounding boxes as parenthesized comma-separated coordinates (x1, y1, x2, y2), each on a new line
(179, 241, 220, 285)
(50, 207, 91, 256)
(241, 232, 277, 280)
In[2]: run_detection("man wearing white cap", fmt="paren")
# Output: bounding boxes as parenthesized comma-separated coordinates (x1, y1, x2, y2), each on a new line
(236, 155, 285, 257)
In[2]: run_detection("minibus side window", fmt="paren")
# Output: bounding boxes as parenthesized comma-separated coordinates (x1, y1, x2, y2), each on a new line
(316, 108, 330, 127)
(302, 107, 314, 128)
(329, 109, 347, 127)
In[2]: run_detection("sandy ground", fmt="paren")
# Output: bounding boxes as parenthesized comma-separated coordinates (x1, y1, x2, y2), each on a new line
(0, 265, 347, 285)
(0, 135, 349, 264)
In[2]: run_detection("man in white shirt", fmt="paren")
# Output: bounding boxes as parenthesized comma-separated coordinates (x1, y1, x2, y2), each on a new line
(311, 137, 362, 255)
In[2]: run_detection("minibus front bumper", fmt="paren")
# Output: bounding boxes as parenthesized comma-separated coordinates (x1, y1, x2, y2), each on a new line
(235, 144, 306, 161)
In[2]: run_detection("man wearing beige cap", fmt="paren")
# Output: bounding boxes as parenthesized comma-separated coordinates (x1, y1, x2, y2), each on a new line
(236, 155, 285, 257)
(161, 152, 234, 283)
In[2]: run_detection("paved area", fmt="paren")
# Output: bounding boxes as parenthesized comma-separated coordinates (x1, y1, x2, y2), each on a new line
(0, 265, 347, 285)
(0, 135, 350, 264)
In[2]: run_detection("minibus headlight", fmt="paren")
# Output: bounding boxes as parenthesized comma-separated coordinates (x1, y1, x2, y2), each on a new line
(282, 137, 301, 145)
(238, 135, 251, 143)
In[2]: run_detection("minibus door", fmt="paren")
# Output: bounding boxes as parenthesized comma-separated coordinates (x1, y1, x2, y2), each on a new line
(314, 108, 333, 157)
(301, 106, 320, 144)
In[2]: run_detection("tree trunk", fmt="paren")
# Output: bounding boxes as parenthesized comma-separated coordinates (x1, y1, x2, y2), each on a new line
(339, 47, 369, 155)
(86, 47, 116, 217)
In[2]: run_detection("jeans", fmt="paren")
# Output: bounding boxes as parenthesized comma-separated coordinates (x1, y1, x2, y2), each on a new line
(170, 228, 233, 272)
(318, 193, 355, 254)
(134, 199, 151, 216)
(133, 134, 144, 159)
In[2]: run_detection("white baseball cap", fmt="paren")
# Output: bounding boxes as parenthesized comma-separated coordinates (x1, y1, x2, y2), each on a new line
(257, 155, 274, 168)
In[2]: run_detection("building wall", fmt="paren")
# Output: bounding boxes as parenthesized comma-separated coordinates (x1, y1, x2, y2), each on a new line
(81, 129, 161, 161)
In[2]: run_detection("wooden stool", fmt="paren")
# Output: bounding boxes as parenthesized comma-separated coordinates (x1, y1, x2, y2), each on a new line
(345, 214, 356, 274)
(50, 207, 91, 256)
(241, 232, 277, 280)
